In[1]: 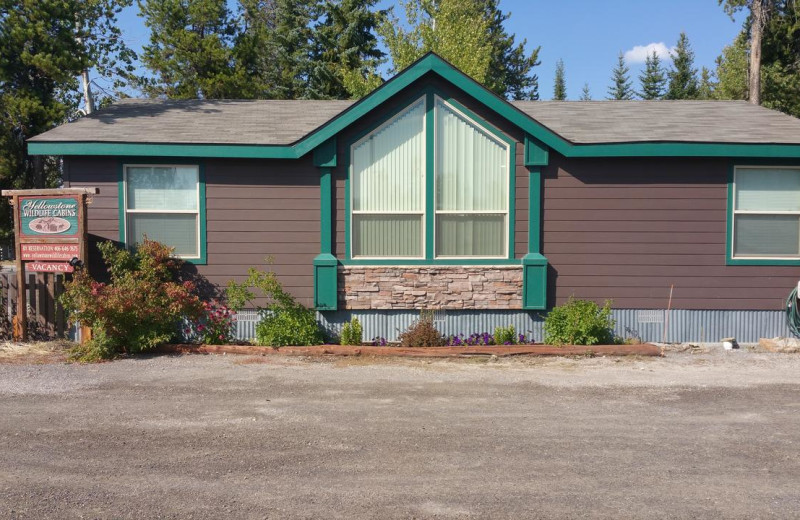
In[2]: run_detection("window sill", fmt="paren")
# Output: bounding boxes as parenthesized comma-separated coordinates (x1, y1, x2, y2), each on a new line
(727, 257, 800, 266)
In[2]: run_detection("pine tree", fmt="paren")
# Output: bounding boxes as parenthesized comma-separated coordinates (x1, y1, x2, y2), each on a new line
(311, 0, 386, 99)
(638, 51, 667, 99)
(553, 59, 567, 100)
(607, 52, 634, 100)
(666, 32, 700, 99)
(0, 0, 135, 238)
(482, 0, 541, 100)
(580, 83, 592, 101)
(138, 0, 245, 99)
(715, 32, 750, 100)
(698, 67, 716, 99)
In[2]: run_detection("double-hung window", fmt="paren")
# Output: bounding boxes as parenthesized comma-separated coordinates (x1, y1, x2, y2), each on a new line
(350, 95, 511, 260)
(732, 166, 800, 260)
(123, 164, 202, 259)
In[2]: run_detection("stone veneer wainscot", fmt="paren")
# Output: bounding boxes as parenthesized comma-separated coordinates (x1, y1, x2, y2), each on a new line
(339, 266, 523, 310)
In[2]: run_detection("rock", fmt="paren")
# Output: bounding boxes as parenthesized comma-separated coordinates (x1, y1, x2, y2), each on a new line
(758, 337, 800, 353)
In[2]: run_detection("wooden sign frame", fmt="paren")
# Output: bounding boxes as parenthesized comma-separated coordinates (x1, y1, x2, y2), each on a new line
(2, 188, 97, 341)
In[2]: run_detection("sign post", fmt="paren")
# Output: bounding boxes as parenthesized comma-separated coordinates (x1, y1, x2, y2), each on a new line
(2, 188, 97, 341)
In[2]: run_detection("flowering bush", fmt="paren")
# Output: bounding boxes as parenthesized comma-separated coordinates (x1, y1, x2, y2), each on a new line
(371, 336, 387, 346)
(61, 239, 204, 361)
(189, 299, 236, 345)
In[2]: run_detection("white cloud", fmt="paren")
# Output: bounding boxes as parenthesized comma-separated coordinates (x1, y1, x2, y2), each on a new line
(623, 42, 675, 64)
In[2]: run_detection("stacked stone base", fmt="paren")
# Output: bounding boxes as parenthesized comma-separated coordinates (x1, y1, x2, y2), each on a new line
(339, 266, 523, 310)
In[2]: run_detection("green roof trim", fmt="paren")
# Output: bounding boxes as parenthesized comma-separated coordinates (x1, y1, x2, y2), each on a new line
(27, 53, 800, 159)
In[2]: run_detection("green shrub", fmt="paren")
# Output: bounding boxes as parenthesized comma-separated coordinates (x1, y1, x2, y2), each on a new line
(60, 239, 204, 360)
(543, 298, 615, 346)
(226, 262, 322, 347)
(398, 318, 446, 347)
(340, 317, 363, 345)
(494, 325, 517, 345)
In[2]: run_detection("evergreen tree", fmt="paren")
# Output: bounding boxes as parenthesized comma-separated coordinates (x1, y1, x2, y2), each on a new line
(553, 59, 567, 100)
(268, 0, 317, 99)
(580, 83, 592, 101)
(482, 0, 541, 100)
(638, 51, 667, 99)
(665, 32, 700, 99)
(311, 0, 386, 99)
(607, 52, 634, 100)
(138, 0, 245, 99)
(0, 0, 135, 238)
(698, 67, 716, 99)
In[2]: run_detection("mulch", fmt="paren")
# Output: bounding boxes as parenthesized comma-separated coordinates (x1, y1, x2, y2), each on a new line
(159, 343, 663, 358)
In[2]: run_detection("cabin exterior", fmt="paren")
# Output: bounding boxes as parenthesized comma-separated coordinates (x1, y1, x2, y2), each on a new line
(28, 54, 800, 343)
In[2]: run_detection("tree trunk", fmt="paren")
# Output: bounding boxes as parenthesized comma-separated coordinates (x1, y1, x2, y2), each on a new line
(81, 69, 95, 114)
(749, 0, 765, 105)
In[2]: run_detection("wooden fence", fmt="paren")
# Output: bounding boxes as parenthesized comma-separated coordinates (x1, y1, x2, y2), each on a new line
(0, 268, 67, 339)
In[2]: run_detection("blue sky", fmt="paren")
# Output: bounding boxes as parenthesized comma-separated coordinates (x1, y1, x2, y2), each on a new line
(111, 0, 747, 100)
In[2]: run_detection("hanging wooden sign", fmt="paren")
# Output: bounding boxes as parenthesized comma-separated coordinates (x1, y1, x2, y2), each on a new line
(2, 187, 97, 341)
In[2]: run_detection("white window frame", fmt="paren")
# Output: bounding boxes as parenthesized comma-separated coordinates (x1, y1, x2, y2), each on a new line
(122, 163, 201, 260)
(349, 97, 427, 260)
(731, 165, 800, 260)
(433, 96, 511, 260)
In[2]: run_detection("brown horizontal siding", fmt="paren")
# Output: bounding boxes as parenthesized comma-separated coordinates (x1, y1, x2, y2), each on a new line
(543, 155, 800, 311)
(67, 157, 321, 305)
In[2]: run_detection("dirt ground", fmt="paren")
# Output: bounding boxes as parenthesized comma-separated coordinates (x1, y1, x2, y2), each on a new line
(1, 348, 799, 519)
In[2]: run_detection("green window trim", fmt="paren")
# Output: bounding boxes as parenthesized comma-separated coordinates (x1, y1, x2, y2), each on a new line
(726, 160, 800, 266)
(343, 87, 516, 265)
(117, 160, 207, 265)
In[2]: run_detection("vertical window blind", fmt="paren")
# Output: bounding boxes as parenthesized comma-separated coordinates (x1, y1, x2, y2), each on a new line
(733, 167, 800, 258)
(350, 96, 510, 259)
(125, 165, 200, 257)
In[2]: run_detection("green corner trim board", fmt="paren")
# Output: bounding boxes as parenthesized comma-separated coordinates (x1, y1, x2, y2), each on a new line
(27, 53, 800, 160)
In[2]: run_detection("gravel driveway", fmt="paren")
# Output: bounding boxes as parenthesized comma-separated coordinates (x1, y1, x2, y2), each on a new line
(1, 350, 799, 519)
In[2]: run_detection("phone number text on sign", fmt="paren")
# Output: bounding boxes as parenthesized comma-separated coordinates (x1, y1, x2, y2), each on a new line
(20, 243, 80, 261)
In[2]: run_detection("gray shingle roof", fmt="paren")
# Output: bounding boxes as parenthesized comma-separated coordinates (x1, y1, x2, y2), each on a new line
(29, 97, 800, 146)
(511, 100, 800, 144)
(29, 98, 355, 145)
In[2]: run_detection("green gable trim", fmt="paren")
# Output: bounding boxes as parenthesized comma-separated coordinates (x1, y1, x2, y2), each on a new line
(29, 54, 800, 160)
(313, 138, 337, 167)
(726, 159, 800, 266)
(524, 135, 549, 166)
(117, 159, 207, 265)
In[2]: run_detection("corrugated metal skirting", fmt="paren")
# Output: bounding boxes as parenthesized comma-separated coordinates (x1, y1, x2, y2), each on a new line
(230, 308, 791, 344)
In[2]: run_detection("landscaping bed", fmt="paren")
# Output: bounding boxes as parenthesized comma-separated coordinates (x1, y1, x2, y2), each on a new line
(158, 343, 662, 358)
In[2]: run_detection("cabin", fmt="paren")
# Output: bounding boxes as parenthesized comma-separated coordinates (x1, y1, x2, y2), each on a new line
(28, 53, 800, 343)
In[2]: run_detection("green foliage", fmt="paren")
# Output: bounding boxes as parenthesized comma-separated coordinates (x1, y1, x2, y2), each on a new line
(137, 0, 247, 98)
(715, 32, 750, 100)
(666, 32, 700, 99)
(698, 66, 716, 99)
(579, 83, 592, 101)
(191, 300, 236, 345)
(68, 323, 118, 363)
(60, 239, 204, 359)
(0, 0, 135, 239)
(398, 318, 446, 347)
(639, 51, 667, 100)
(226, 262, 322, 347)
(493, 325, 517, 345)
(340, 316, 363, 345)
(310, 0, 387, 99)
(379, 0, 492, 84)
(607, 52, 635, 100)
(543, 298, 616, 346)
(553, 59, 567, 100)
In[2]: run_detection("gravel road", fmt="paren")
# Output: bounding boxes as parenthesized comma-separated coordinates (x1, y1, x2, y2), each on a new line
(1, 350, 799, 519)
